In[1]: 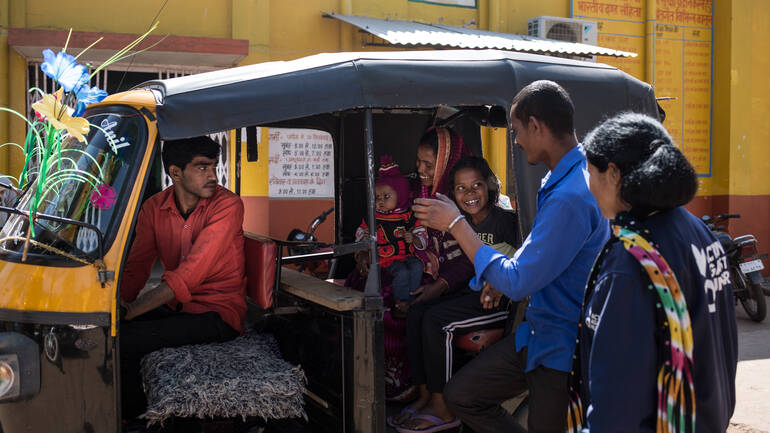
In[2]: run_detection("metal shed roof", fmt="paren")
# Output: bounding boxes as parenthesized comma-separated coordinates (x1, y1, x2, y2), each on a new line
(324, 13, 636, 58)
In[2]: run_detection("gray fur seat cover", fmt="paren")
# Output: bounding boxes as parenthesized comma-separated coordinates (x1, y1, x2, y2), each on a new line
(140, 333, 307, 425)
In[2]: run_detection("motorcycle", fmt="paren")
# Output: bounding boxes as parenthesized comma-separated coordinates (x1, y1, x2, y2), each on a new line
(702, 214, 767, 322)
(286, 207, 336, 279)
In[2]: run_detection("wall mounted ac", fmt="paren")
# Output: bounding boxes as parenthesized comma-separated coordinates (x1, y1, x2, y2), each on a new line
(527, 16, 598, 61)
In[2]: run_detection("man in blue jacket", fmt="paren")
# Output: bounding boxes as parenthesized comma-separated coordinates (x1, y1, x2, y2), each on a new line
(413, 80, 609, 433)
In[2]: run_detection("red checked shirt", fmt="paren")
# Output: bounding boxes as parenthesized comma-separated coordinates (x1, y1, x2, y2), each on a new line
(121, 185, 247, 334)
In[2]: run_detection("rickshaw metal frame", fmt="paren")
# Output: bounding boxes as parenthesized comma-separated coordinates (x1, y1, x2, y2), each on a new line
(0, 49, 660, 433)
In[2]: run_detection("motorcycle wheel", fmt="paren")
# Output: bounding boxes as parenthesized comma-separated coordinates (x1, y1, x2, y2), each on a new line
(736, 270, 767, 322)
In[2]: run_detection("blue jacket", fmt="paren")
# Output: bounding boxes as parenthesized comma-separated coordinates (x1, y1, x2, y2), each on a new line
(580, 207, 738, 433)
(472, 145, 609, 372)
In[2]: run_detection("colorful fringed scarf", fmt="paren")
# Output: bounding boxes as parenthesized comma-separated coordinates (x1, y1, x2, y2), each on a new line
(567, 222, 696, 433)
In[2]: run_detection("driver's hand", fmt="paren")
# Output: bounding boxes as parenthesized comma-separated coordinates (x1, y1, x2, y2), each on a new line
(119, 299, 131, 321)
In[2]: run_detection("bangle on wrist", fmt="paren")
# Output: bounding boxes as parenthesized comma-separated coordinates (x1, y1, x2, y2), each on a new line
(447, 214, 466, 232)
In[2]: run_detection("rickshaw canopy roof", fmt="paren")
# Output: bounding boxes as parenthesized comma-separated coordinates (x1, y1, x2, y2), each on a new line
(136, 49, 656, 140)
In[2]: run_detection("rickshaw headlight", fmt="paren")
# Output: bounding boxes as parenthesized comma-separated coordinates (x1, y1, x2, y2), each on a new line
(0, 332, 39, 402)
(0, 360, 14, 397)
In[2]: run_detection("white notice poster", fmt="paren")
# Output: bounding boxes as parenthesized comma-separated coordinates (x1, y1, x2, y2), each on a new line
(268, 128, 334, 199)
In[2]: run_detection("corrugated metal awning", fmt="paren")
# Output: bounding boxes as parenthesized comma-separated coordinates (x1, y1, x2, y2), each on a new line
(324, 13, 636, 58)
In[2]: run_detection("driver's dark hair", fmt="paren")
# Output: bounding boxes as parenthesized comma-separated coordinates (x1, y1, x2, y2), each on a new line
(162, 136, 220, 176)
(511, 80, 574, 138)
(448, 156, 500, 213)
(584, 112, 697, 215)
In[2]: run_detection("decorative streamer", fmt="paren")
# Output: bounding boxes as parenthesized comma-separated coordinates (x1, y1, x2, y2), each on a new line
(566, 222, 696, 433)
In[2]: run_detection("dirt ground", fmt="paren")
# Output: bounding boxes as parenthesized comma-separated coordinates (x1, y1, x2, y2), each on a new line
(729, 282, 770, 433)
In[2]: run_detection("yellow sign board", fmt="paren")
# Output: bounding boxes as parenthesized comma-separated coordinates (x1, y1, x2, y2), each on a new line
(573, 0, 713, 176)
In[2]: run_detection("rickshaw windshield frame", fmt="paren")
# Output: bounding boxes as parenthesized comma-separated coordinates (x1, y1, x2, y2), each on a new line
(0, 105, 149, 267)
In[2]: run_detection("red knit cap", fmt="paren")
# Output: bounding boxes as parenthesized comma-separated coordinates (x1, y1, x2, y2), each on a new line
(375, 155, 410, 211)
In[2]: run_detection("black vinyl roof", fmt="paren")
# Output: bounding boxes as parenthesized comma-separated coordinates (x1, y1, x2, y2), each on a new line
(136, 49, 657, 140)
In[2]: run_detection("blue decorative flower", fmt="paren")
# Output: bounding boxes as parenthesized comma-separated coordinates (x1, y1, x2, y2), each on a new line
(72, 84, 108, 116)
(40, 49, 89, 93)
(75, 84, 108, 105)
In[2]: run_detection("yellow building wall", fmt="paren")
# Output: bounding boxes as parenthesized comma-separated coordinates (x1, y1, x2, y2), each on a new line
(2, 0, 768, 255)
(727, 0, 770, 197)
(25, 0, 233, 38)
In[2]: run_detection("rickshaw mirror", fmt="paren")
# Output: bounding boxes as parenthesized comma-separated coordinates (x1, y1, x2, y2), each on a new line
(246, 126, 258, 162)
(437, 106, 508, 129)
(487, 106, 508, 127)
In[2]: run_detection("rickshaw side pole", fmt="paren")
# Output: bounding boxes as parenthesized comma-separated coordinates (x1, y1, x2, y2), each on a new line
(362, 109, 381, 297)
(352, 108, 385, 433)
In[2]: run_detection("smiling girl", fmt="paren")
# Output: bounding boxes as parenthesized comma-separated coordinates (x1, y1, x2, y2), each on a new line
(394, 156, 522, 433)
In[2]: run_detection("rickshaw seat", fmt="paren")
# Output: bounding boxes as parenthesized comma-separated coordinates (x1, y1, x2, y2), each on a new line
(453, 328, 504, 354)
(244, 232, 278, 309)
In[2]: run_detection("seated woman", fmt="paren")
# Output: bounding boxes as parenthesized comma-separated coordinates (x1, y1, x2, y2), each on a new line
(568, 113, 737, 433)
(361, 126, 471, 402)
(393, 156, 522, 433)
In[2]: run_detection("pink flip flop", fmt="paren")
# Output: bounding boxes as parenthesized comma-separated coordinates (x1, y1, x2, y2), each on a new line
(395, 414, 462, 433)
(387, 407, 418, 428)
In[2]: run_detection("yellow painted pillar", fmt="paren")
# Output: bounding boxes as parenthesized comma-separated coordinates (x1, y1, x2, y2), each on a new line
(0, 0, 9, 176)
(489, 0, 500, 32)
(478, 0, 488, 30)
(644, 0, 656, 85)
(4, 0, 25, 179)
(232, 0, 270, 65)
(339, 0, 353, 51)
(8, 48, 24, 179)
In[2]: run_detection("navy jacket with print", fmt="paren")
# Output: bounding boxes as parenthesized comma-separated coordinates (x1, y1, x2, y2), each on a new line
(580, 207, 738, 433)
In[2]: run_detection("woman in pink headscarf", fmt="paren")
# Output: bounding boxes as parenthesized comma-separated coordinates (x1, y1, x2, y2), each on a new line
(382, 127, 472, 402)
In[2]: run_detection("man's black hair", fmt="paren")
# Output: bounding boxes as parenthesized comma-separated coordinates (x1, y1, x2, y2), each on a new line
(584, 112, 697, 215)
(448, 156, 501, 213)
(511, 80, 575, 138)
(162, 136, 220, 176)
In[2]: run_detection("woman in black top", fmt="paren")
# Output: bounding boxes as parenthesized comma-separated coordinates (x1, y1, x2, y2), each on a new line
(569, 113, 737, 433)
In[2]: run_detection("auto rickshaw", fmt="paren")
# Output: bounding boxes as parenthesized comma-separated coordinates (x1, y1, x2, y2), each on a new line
(0, 49, 659, 433)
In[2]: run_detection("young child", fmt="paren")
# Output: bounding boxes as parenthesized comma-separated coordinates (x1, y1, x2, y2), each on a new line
(355, 156, 427, 302)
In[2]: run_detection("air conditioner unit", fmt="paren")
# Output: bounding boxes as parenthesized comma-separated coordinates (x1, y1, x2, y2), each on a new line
(527, 16, 598, 46)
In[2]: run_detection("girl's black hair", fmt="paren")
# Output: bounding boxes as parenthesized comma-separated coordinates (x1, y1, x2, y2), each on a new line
(448, 156, 500, 212)
(584, 112, 697, 215)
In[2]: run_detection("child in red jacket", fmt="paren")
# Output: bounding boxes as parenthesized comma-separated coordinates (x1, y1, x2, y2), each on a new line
(355, 156, 427, 301)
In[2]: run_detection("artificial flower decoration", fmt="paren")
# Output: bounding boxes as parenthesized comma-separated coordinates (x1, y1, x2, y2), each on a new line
(31, 93, 90, 142)
(0, 24, 158, 254)
(40, 49, 89, 93)
(89, 184, 117, 210)
(73, 84, 108, 117)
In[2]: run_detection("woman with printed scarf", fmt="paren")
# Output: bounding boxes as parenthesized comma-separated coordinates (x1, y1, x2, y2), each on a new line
(567, 113, 738, 433)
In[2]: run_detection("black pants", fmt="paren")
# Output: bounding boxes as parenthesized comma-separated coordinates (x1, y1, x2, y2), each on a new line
(407, 291, 510, 393)
(444, 335, 569, 433)
(119, 307, 239, 419)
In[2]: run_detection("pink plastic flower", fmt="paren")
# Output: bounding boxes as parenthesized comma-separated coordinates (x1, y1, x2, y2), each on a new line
(89, 184, 116, 210)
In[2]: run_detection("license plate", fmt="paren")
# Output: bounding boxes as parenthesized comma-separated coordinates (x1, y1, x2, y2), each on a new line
(740, 259, 765, 273)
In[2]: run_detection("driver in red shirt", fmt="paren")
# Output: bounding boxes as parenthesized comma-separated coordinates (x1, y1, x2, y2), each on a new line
(119, 136, 247, 419)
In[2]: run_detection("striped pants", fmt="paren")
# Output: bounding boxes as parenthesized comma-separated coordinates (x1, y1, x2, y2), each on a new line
(406, 290, 512, 393)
